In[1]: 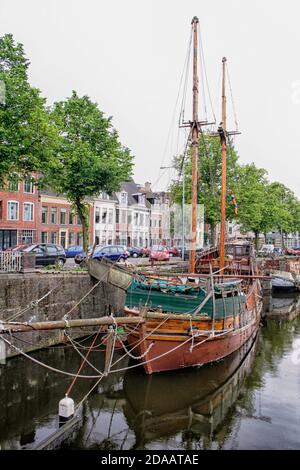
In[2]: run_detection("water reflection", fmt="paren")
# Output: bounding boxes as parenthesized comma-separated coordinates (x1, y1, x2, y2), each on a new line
(1, 293, 300, 450)
(123, 334, 258, 450)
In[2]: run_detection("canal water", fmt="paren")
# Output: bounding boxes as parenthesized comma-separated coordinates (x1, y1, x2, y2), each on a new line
(1, 293, 300, 450)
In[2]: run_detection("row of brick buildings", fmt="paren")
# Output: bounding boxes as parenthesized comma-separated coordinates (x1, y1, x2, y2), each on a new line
(0, 176, 175, 251)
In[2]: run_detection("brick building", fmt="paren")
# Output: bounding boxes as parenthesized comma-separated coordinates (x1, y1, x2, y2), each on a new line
(0, 175, 40, 250)
(39, 191, 94, 248)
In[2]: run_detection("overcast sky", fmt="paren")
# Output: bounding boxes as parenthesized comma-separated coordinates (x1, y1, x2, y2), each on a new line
(1, 0, 300, 196)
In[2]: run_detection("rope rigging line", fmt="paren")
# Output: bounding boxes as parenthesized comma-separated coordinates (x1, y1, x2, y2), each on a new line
(156, 26, 193, 173)
(198, 32, 208, 122)
(226, 62, 239, 131)
(109, 312, 173, 369)
(4, 284, 61, 322)
(179, 27, 193, 127)
(65, 326, 104, 396)
(64, 331, 105, 375)
(0, 336, 104, 379)
(199, 25, 217, 123)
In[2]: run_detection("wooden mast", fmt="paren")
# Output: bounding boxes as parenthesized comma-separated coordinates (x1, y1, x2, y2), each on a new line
(219, 57, 227, 272)
(189, 16, 199, 273)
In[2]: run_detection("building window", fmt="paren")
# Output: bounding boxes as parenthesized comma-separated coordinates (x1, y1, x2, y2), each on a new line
(108, 231, 113, 244)
(42, 207, 48, 224)
(77, 232, 82, 245)
(7, 201, 19, 220)
(121, 192, 127, 204)
(69, 211, 75, 224)
(60, 208, 66, 225)
(139, 194, 145, 205)
(24, 176, 34, 193)
(121, 210, 127, 224)
(108, 209, 113, 225)
(21, 229, 34, 245)
(51, 232, 57, 244)
(51, 208, 57, 224)
(140, 214, 144, 226)
(41, 232, 48, 243)
(134, 212, 138, 226)
(102, 209, 107, 224)
(95, 207, 100, 224)
(115, 208, 119, 223)
(101, 192, 109, 200)
(69, 231, 75, 246)
(60, 231, 66, 248)
(23, 203, 34, 221)
(8, 179, 19, 192)
(121, 232, 127, 245)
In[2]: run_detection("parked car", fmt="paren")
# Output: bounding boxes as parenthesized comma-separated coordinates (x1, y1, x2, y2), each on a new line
(166, 246, 180, 257)
(149, 245, 170, 262)
(258, 244, 275, 257)
(93, 245, 129, 262)
(65, 245, 84, 258)
(184, 247, 204, 261)
(141, 247, 151, 257)
(17, 243, 66, 267)
(75, 245, 129, 264)
(285, 246, 300, 256)
(127, 246, 143, 258)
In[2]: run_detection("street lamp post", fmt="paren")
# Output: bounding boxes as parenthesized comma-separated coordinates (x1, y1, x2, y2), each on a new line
(160, 165, 185, 260)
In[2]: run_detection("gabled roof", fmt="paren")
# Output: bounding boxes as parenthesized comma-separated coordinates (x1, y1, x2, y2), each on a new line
(119, 179, 151, 208)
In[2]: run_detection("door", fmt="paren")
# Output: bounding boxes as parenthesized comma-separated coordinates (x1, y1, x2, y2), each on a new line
(31, 245, 46, 265)
(46, 244, 59, 265)
(59, 230, 67, 249)
(109, 246, 119, 261)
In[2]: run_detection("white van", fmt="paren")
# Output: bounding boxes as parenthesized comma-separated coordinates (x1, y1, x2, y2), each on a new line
(258, 244, 275, 256)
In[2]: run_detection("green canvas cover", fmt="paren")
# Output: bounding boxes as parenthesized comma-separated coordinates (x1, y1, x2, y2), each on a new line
(126, 280, 245, 318)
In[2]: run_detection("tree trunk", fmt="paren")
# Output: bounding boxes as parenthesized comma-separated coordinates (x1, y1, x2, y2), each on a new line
(75, 201, 90, 254)
(254, 231, 260, 251)
(281, 229, 285, 250)
(210, 223, 216, 247)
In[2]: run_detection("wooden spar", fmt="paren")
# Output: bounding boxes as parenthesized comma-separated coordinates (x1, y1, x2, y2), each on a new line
(0, 316, 144, 334)
(219, 57, 227, 272)
(189, 16, 199, 274)
(139, 271, 270, 279)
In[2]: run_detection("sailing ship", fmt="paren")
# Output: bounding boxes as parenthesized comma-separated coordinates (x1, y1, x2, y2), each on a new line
(121, 17, 263, 374)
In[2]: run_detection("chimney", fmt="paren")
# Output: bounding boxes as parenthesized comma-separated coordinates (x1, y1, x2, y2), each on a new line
(145, 181, 151, 192)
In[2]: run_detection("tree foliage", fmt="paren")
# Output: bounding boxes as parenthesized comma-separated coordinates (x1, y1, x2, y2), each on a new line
(49, 91, 133, 251)
(0, 34, 58, 185)
(170, 135, 300, 248)
(170, 134, 240, 244)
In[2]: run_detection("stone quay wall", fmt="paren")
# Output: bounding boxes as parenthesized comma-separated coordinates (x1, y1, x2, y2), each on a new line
(0, 271, 126, 358)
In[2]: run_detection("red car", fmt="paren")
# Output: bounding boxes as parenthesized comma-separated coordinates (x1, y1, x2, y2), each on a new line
(149, 245, 170, 262)
(285, 247, 300, 256)
(141, 247, 151, 257)
(167, 246, 180, 257)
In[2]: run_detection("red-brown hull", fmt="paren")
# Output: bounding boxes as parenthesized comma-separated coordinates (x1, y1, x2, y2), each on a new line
(127, 317, 260, 374)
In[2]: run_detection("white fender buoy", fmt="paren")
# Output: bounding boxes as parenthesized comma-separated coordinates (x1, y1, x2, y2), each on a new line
(59, 395, 74, 426)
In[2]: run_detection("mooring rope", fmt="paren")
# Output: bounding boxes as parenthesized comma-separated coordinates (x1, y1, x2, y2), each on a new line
(1, 336, 104, 379)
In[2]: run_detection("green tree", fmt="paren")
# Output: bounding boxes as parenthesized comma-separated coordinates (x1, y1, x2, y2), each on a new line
(170, 134, 240, 245)
(235, 163, 269, 250)
(265, 182, 300, 248)
(49, 91, 133, 252)
(0, 34, 58, 185)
